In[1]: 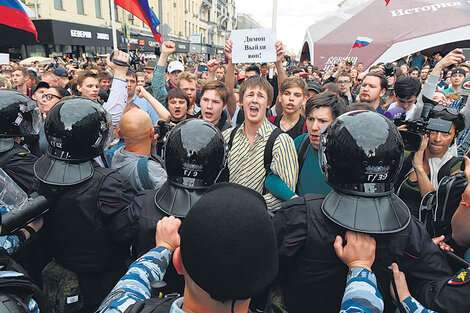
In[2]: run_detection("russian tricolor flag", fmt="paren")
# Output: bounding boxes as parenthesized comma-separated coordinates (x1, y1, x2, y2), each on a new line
(115, 0, 163, 43)
(0, 0, 38, 41)
(352, 36, 373, 49)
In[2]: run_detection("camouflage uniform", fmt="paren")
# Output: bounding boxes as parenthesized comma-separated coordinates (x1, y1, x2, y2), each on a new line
(0, 234, 40, 312)
(341, 267, 433, 313)
(98, 246, 174, 313)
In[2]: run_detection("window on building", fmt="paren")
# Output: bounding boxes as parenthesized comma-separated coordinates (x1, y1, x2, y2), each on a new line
(54, 0, 63, 10)
(77, 0, 84, 14)
(95, 0, 102, 18)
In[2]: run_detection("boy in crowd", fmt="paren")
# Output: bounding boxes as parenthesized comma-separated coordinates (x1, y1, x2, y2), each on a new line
(199, 80, 231, 131)
(268, 77, 307, 139)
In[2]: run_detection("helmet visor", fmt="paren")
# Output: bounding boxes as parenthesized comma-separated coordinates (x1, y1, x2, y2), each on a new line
(18, 100, 42, 135)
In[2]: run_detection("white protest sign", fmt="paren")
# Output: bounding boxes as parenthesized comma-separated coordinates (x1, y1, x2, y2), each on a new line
(0, 53, 9, 65)
(231, 28, 276, 64)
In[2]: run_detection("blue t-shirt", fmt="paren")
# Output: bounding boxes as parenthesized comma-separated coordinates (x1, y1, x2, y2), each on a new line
(294, 134, 332, 196)
(130, 93, 160, 125)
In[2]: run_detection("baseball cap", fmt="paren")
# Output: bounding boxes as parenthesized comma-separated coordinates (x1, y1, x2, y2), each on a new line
(53, 68, 68, 78)
(307, 81, 323, 94)
(451, 67, 466, 77)
(31, 81, 50, 95)
(167, 61, 184, 73)
(144, 60, 157, 70)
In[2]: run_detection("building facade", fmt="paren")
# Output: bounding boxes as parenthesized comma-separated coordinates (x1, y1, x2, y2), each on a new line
(236, 13, 264, 30)
(1, 0, 237, 59)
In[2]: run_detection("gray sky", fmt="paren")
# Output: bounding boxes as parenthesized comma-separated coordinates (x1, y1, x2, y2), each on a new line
(234, 0, 342, 55)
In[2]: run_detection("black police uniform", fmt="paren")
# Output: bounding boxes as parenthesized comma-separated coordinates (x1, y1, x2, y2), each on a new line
(0, 90, 49, 288)
(270, 110, 470, 313)
(136, 119, 226, 295)
(0, 142, 38, 195)
(273, 194, 470, 313)
(34, 98, 140, 311)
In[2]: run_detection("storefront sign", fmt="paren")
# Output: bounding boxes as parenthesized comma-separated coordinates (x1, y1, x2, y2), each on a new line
(97, 33, 110, 40)
(70, 29, 92, 38)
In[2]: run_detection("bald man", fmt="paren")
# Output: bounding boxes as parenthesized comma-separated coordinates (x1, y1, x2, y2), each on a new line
(111, 108, 167, 191)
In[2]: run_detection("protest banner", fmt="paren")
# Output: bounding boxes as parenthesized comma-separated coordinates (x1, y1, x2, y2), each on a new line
(231, 28, 276, 64)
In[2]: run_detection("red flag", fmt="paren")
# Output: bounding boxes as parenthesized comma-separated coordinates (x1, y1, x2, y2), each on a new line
(0, 0, 38, 42)
(114, 0, 162, 43)
(385, 0, 390, 5)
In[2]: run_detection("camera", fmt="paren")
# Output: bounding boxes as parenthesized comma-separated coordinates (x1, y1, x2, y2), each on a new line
(394, 96, 453, 151)
(154, 120, 174, 138)
(384, 63, 396, 77)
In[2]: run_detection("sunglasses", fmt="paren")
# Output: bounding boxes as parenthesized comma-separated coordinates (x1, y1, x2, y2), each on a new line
(42, 94, 62, 101)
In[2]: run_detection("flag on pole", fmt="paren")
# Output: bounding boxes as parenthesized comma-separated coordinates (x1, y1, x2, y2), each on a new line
(352, 36, 373, 49)
(114, 0, 163, 43)
(385, 0, 391, 6)
(0, 0, 38, 41)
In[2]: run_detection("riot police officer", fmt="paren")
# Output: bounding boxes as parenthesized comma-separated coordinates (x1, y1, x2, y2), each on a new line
(269, 110, 470, 313)
(34, 97, 139, 312)
(0, 89, 41, 194)
(135, 119, 227, 294)
(0, 89, 50, 288)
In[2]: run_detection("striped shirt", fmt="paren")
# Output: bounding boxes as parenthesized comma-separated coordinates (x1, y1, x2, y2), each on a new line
(223, 119, 298, 211)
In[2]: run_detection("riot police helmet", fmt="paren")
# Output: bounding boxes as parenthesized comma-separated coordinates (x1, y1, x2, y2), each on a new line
(163, 119, 226, 188)
(154, 119, 227, 218)
(0, 89, 41, 152)
(319, 110, 411, 234)
(34, 97, 111, 186)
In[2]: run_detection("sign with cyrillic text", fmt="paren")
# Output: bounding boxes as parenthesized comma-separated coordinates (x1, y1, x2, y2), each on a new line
(231, 28, 276, 64)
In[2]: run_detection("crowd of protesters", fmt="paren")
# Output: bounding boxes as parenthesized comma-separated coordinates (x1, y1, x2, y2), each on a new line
(1, 37, 470, 313)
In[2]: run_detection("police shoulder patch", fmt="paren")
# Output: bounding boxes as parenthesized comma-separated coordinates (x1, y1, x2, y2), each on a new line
(448, 268, 470, 286)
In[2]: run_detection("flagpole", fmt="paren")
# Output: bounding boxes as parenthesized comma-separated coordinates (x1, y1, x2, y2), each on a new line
(110, 0, 118, 50)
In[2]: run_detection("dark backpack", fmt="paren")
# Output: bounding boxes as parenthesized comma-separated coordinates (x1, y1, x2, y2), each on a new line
(218, 125, 283, 191)
(419, 171, 467, 238)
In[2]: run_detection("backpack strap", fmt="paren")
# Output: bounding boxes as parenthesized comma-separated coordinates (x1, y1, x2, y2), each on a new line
(437, 156, 461, 183)
(395, 152, 414, 188)
(297, 135, 310, 175)
(227, 124, 242, 151)
(0, 144, 27, 168)
(137, 157, 155, 190)
(264, 128, 284, 173)
(295, 135, 311, 193)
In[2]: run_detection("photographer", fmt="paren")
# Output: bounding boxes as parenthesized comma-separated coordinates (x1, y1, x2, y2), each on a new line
(381, 63, 398, 109)
(397, 106, 466, 218)
(410, 49, 469, 126)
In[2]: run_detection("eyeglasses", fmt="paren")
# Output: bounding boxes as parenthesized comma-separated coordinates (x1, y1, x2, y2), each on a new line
(42, 94, 62, 101)
(432, 105, 459, 115)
